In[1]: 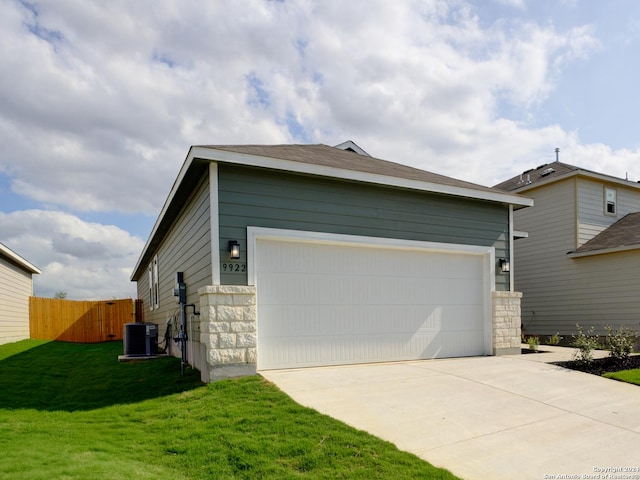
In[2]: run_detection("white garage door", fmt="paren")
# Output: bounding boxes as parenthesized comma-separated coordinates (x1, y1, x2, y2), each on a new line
(253, 232, 491, 370)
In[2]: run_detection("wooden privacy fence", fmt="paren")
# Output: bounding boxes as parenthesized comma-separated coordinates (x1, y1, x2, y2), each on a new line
(30, 297, 136, 343)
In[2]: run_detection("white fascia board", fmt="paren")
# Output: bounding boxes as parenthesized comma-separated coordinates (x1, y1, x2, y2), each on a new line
(578, 170, 640, 188)
(190, 147, 534, 208)
(567, 244, 640, 258)
(514, 170, 640, 194)
(131, 147, 197, 280)
(0, 243, 41, 274)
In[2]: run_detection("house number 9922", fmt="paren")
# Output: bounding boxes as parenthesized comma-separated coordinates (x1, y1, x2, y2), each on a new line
(222, 263, 246, 273)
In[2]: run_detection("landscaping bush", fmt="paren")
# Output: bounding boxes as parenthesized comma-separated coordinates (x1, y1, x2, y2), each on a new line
(571, 324, 600, 367)
(605, 325, 637, 364)
(546, 332, 562, 346)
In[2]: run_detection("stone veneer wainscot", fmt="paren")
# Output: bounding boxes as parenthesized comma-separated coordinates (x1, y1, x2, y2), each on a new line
(198, 285, 257, 382)
(492, 291, 522, 356)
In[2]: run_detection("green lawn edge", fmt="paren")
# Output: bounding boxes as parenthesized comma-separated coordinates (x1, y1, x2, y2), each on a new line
(0, 340, 459, 480)
(603, 368, 640, 385)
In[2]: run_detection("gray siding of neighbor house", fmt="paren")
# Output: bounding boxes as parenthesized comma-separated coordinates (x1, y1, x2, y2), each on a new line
(515, 177, 640, 337)
(217, 164, 510, 289)
(0, 256, 33, 345)
(137, 173, 212, 355)
(569, 251, 640, 331)
(577, 178, 640, 247)
(515, 179, 577, 336)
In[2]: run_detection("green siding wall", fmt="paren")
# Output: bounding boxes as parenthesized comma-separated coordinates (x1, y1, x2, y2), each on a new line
(218, 165, 509, 289)
(137, 173, 213, 325)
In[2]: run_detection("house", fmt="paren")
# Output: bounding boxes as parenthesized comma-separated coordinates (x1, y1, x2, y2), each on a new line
(131, 142, 532, 381)
(0, 243, 41, 345)
(494, 160, 640, 340)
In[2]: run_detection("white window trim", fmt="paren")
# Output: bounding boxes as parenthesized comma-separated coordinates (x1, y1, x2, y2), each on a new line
(148, 264, 153, 311)
(152, 255, 159, 310)
(604, 186, 617, 216)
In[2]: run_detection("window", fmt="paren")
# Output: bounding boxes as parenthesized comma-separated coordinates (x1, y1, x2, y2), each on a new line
(153, 255, 159, 309)
(148, 255, 159, 311)
(604, 187, 617, 215)
(148, 265, 153, 311)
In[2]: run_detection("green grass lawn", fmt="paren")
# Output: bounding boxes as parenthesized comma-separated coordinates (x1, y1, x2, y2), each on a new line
(603, 368, 640, 385)
(0, 340, 458, 480)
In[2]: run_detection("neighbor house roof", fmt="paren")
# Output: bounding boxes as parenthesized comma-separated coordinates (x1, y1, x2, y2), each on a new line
(494, 160, 640, 193)
(0, 242, 41, 274)
(131, 142, 533, 280)
(568, 212, 640, 258)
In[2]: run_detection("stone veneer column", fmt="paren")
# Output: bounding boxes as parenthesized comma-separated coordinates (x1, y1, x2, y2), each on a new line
(198, 285, 257, 382)
(492, 291, 522, 356)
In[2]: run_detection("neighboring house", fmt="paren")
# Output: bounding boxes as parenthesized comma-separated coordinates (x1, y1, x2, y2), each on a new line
(0, 243, 41, 345)
(131, 142, 532, 381)
(494, 160, 640, 339)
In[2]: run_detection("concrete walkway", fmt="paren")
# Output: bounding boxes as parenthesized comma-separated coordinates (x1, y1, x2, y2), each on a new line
(261, 346, 640, 480)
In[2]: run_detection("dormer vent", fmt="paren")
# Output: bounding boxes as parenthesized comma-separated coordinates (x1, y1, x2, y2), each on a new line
(540, 168, 556, 177)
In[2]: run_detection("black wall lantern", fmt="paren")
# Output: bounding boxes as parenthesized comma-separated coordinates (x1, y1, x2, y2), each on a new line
(499, 258, 510, 273)
(229, 240, 241, 260)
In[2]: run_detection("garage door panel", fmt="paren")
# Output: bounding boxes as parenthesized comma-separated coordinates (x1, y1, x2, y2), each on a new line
(260, 330, 485, 369)
(260, 241, 483, 277)
(259, 304, 469, 337)
(261, 333, 440, 369)
(256, 238, 489, 370)
(260, 274, 483, 306)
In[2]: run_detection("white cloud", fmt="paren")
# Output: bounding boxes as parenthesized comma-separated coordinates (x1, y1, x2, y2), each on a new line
(0, 0, 605, 199)
(2, 0, 640, 299)
(0, 209, 142, 299)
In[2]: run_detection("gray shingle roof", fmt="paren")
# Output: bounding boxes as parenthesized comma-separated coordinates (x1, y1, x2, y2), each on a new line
(572, 212, 640, 254)
(201, 144, 504, 196)
(493, 161, 580, 191)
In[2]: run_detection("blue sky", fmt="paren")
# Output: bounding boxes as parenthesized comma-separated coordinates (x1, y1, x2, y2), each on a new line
(1, 0, 640, 299)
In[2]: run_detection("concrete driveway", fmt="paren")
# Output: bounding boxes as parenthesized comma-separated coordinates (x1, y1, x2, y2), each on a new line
(261, 347, 640, 480)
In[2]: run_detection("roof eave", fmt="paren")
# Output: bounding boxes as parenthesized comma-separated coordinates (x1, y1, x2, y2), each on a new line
(0, 243, 41, 274)
(568, 244, 640, 258)
(130, 147, 199, 280)
(191, 146, 534, 208)
(509, 169, 640, 194)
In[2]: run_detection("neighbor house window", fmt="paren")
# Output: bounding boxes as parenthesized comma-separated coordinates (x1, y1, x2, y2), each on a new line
(604, 187, 617, 215)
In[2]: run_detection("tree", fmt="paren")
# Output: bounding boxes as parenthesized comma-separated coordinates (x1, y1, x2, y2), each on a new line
(53, 291, 67, 299)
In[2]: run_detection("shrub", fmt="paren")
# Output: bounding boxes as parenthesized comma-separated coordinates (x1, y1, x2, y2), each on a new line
(571, 324, 599, 366)
(527, 336, 539, 350)
(605, 325, 637, 364)
(547, 333, 562, 346)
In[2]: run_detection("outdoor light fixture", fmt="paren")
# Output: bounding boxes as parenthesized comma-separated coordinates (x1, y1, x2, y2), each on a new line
(499, 258, 510, 273)
(229, 240, 241, 260)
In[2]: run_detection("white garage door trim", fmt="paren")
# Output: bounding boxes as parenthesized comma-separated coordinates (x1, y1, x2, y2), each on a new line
(247, 227, 495, 369)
